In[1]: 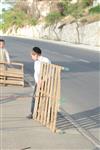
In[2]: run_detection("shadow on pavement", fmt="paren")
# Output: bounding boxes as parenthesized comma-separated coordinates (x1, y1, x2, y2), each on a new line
(57, 107, 100, 131)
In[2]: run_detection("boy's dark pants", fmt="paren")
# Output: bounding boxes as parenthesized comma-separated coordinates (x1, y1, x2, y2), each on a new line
(31, 84, 37, 115)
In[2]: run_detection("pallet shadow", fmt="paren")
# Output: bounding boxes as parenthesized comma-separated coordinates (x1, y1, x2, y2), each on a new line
(56, 107, 100, 131)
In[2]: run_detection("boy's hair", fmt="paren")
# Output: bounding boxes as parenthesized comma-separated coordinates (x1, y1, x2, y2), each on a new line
(32, 47, 42, 55)
(0, 39, 5, 43)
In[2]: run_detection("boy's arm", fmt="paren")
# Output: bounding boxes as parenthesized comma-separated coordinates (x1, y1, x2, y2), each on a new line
(4, 49, 10, 63)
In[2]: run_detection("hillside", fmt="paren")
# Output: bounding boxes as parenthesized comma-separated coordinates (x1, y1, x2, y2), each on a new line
(0, 0, 100, 47)
(1, 0, 100, 31)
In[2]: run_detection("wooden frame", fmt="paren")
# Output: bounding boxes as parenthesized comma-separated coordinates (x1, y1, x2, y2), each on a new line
(0, 61, 24, 86)
(33, 63, 62, 132)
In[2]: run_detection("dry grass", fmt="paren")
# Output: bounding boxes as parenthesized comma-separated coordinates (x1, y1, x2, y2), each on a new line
(60, 15, 75, 24)
(80, 14, 100, 25)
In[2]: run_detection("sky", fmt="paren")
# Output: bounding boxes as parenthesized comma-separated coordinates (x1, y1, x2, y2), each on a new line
(0, 0, 13, 14)
(0, 0, 13, 23)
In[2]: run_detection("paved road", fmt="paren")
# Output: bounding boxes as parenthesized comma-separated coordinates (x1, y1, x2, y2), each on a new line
(3, 36, 100, 112)
(0, 36, 100, 149)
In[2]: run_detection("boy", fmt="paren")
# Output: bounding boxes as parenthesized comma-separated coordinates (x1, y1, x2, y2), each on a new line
(0, 39, 10, 63)
(27, 47, 51, 119)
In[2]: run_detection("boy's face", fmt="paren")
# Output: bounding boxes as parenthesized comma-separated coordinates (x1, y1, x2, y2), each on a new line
(0, 41, 5, 48)
(31, 52, 38, 61)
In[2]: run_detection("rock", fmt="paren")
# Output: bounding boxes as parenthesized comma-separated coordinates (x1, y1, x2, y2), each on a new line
(3, 21, 100, 47)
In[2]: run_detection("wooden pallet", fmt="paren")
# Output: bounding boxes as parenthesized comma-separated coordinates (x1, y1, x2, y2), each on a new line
(33, 63, 62, 132)
(0, 62, 24, 86)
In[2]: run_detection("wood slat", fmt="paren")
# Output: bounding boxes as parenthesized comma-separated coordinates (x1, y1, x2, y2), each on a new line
(40, 64, 47, 123)
(0, 72, 23, 78)
(0, 79, 24, 86)
(33, 63, 44, 119)
(49, 67, 58, 131)
(46, 65, 55, 128)
(33, 63, 62, 132)
(43, 64, 51, 125)
(52, 67, 61, 132)
(0, 61, 24, 86)
(36, 64, 45, 121)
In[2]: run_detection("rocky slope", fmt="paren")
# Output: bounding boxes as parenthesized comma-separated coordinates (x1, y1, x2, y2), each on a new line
(5, 19, 100, 47)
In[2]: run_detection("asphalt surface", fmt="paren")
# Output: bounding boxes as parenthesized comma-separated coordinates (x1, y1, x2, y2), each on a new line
(3, 36, 100, 112)
(0, 36, 100, 149)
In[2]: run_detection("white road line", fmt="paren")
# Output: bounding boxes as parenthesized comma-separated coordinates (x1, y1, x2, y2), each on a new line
(78, 59, 90, 63)
(44, 49, 73, 59)
(44, 49, 91, 63)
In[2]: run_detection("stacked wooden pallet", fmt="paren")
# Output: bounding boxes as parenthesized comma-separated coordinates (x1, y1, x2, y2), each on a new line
(33, 63, 62, 132)
(0, 62, 24, 86)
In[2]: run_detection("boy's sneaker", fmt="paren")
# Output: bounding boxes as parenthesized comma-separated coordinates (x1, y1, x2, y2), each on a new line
(26, 114, 33, 119)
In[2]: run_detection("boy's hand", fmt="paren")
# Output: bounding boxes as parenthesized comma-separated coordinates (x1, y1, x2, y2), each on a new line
(37, 80, 42, 88)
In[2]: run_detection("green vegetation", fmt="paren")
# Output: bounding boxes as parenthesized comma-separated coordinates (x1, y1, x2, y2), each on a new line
(0, 0, 100, 31)
(89, 5, 100, 14)
(65, 3, 83, 18)
(0, 1, 37, 31)
(45, 12, 62, 25)
(59, 0, 91, 18)
(45, 0, 85, 25)
(82, 0, 93, 7)
(0, 8, 37, 31)
(46, 0, 99, 25)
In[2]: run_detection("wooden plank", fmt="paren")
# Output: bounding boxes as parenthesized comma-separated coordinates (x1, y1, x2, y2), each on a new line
(7, 70, 23, 74)
(7, 68, 23, 74)
(37, 63, 47, 121)
(57, 67, 61, 111)
(6, 77, 23, 81)
(52, 67, 61, 132)
(0, 72, 23, 78)
(40, 63, 50, 123)
(43, 64, 51, 125)
(0, 65, 6, 85)
(0, 62, 24, 86)
(33, 63, 44, 119)
(0, 79, 24, 86)
(0, 61, 23, 66)
(46, 65, 55, 128)
(49, 66, 58, 131)
(7, 68, 23, 72)
(39, 68, 46, 122)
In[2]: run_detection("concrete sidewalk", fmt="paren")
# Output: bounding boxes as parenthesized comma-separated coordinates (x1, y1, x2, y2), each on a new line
(0, 85, 99, 150)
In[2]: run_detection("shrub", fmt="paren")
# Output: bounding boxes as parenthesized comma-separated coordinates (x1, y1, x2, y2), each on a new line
(59, 1, 84, 19)
(89, 5, 100, 14)
(2, 8, 37, 31)
(0, 23, 3, 30)
(29, 18, 37, 26)
(45, 12, 62, 25)
(2, 9, 28, 31)
(59, 0, 69, 16)
(81, 0, 92, 8)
